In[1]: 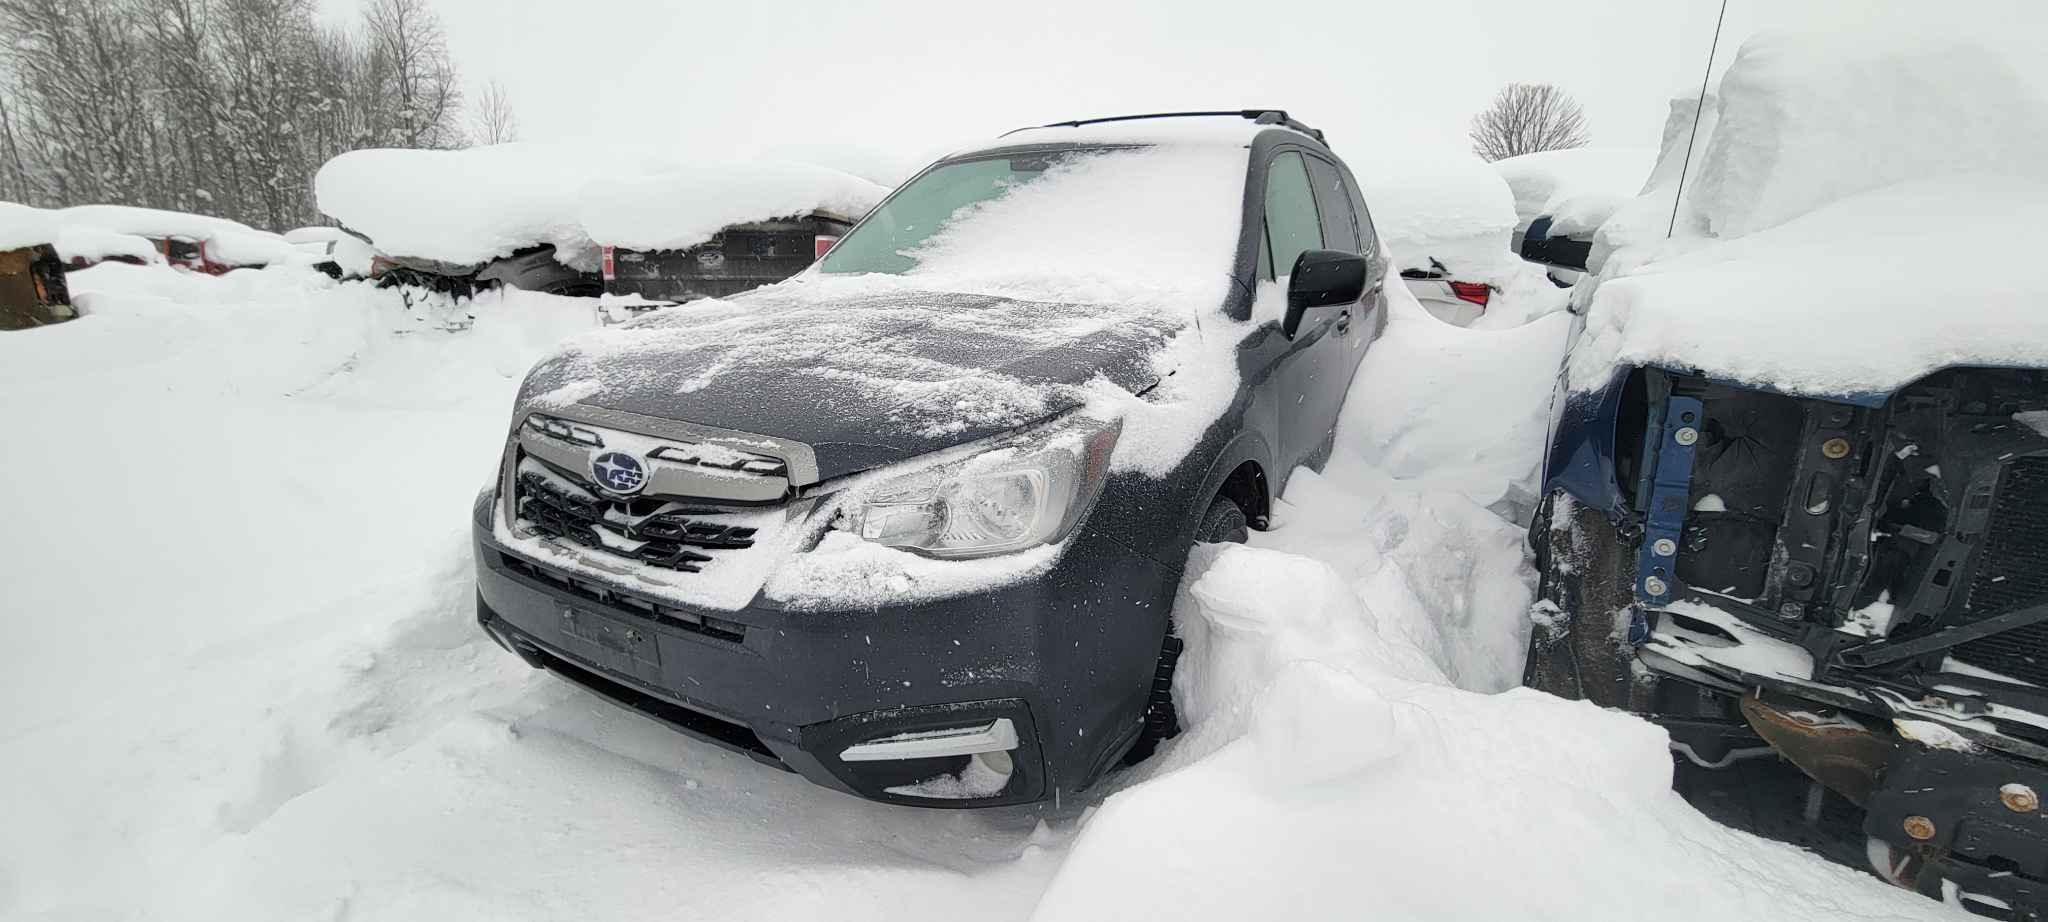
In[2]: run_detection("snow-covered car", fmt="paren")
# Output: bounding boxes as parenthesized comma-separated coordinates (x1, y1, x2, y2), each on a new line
(472, 110, 1392, 806)
(584, 162, 886, 309)
(317, 145, 615, 299)
(55, 205, 296, 274)
(1360, 159, 1524, 326)
(1492, 146, 1655, 281)
(1525, 34, 2048, 915)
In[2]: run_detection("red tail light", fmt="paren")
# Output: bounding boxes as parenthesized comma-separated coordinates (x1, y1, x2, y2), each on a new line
(813, 235, 839, 261)
(600, 245, 615, 281)
(1449, 281, 1491, 308)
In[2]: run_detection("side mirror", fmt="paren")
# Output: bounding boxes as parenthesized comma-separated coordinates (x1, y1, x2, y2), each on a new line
(1283, 249, 1368, 337)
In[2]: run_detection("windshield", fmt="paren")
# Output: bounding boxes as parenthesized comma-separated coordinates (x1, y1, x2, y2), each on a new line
(820, 151, 1090, 276)
(814, 144, 1249, 307)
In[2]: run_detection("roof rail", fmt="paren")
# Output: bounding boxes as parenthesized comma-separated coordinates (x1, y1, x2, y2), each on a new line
(1004, 110, 1326, 145)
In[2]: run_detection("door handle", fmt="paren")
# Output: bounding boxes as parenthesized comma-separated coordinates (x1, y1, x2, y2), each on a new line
(1335, 310, 1352, 334)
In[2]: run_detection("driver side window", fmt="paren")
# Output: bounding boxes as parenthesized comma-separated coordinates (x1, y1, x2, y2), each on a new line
(1261, 151, 1324, 281)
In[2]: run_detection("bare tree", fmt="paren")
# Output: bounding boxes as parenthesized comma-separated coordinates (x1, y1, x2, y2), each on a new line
(469, 78, 517, 146)
(0, 0, 469, 227)
(361, 0, 462, 149)
(1468, 83, 1590, 162)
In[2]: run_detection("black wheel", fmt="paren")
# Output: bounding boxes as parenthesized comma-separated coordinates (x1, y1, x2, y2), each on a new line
(1124, 496, 1248, 765)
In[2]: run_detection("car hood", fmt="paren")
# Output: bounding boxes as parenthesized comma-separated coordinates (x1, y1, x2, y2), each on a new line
(517, 284, 1181, 481)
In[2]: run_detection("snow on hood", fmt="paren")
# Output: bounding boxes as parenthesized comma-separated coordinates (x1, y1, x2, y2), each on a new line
(1492, 146, 1656, 236)
(580, 162, 887, 253)
(525, 143, 1251, 482)
(1570, 30, 2048, 397)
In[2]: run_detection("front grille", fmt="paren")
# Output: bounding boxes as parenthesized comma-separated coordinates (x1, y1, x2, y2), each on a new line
(514, 460, 758, 574)
(1953, 457, 2048, 684)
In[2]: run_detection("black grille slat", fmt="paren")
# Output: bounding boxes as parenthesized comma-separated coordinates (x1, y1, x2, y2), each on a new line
(514, 467, 758, 575)
(1954, 458, 2048, 683)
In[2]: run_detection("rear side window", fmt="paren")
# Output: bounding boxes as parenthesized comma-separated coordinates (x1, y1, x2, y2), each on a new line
(1304, 155, 1361, 254)
(1262, 151, 1323, 280)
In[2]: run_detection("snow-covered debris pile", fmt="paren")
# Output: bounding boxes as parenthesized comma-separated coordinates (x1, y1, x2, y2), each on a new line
(580, 162, 886, 253)
(316, 144, 620, 269)
(1492, 146, 1657, 236)
(318, 144, 893, 270)
(58, 204, 295, 267)
(1571, 30, 2048, 397)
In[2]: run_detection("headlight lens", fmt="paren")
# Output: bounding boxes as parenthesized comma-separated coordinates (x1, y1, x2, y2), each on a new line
(838, 414, 1119, 558)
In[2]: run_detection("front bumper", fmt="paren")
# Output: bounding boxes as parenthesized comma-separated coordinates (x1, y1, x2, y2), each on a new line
(471, 493, 1180, 807)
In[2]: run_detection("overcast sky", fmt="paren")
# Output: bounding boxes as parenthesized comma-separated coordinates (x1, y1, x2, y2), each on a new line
(324, 0, 2048, 182)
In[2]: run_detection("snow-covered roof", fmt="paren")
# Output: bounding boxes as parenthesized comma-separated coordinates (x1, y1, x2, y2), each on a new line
(54, 226, 160, 265)
(2, 201, 291, 266)
(56, 204, 255, 240)
(1570, 30, 2048, 397)
(1492, 146, 1657, 236)
(578, 162, 887, 253)
(0, 201, 60, 251)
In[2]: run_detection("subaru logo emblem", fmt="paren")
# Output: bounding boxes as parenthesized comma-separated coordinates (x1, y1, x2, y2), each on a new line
(590, 451, 648, 494)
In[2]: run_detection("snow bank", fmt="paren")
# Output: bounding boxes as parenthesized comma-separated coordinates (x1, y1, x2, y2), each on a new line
(579, 161, 887, 252)
(1027, 291, 1942, 922)
(1030, 545, 1943, 922)
(1572, 30, 2048, 396)
(1493, 146, 1657, 236)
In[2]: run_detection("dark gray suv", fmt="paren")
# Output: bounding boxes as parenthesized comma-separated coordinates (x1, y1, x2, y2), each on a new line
(472, 111, 1389, 806)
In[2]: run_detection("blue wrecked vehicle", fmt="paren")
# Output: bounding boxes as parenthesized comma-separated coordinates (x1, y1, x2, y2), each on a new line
(1520, 50, 2048, 914)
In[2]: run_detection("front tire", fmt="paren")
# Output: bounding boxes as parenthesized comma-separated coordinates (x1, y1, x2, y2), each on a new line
(1123, 496, 1248, 764)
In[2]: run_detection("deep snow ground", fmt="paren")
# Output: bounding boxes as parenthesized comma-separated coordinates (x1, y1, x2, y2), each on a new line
(0, 265, 1956, 921)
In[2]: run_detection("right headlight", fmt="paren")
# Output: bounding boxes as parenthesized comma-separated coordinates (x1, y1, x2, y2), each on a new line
(835, 413, 1120, 559)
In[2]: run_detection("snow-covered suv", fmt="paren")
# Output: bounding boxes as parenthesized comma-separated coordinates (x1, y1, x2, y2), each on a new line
(471, 110, 1389, 806)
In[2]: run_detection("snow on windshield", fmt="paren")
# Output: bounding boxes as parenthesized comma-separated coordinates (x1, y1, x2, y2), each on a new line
(1569, 31, 2048, 397)
(830, 144, 1249, 307)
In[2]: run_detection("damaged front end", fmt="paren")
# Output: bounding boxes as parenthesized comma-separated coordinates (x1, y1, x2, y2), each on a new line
(1528, 363, 2048, 917)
